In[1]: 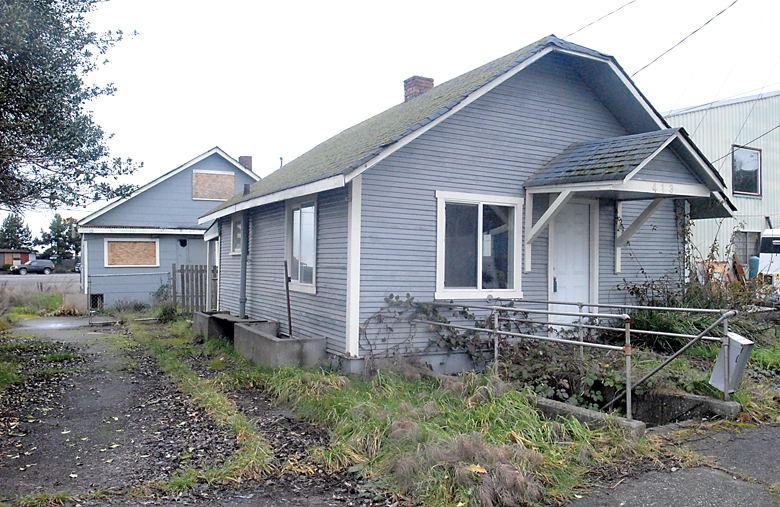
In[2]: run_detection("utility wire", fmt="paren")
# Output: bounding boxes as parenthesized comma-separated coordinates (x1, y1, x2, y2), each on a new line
(632, 0, 740, 77)
(563, 1, 637, 39)
(709, 124, 780, 164)
(687, 0, 776, 138)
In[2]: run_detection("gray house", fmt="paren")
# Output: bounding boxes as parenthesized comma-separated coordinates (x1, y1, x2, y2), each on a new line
(79, 147, 259, 307)
(200, 36, 732, 371)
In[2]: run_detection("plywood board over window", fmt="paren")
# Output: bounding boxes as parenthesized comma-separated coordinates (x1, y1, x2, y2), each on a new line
(105, 239, 159, 267)
(192, 170, 235, 200)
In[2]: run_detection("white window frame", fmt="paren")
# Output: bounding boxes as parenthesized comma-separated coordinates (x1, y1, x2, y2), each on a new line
(230, 215, 242, 255)
(732, 145, 761, 197)
(285, 197, 317, 294)
(103, 238, 160, 268)
(435, 190, 523, 300)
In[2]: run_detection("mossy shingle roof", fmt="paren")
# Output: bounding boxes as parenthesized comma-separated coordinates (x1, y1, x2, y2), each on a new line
(525, 128, 681, 187)
(208, 36, 611, 215)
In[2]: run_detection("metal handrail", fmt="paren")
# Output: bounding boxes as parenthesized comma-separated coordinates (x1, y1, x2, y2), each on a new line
(601, 310, 736, 411)
(420, 299, 736, 420)
(493, 297, 727, 314)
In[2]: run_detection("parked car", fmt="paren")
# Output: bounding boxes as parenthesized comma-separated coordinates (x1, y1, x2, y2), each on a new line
(9, 259, 55, 275)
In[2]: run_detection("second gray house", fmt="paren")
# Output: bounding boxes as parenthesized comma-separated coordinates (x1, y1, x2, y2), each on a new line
(200, 36, 733, 371)
(79, 147, 259, 307)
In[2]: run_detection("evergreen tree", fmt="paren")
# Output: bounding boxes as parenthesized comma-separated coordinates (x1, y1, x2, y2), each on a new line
(35, 214, 79, 259)
(0, 213, 34, 250)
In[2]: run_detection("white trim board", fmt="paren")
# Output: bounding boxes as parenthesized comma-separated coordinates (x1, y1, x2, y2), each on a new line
(434, 190, 524, 300)
(345, 176, 362, 358)
(81, 147, 258, 226)
(199, 175, 345, 224)
(80, 227, 206, 235)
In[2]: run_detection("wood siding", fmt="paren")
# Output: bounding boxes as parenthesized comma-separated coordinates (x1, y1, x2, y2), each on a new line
(634, 148, 703, 184)
(598, 199, 684, 305)
(359, 54, 632, 354)
(88, 154, 255, 229)
(218, 189, 349, 352)
(84, 234, 200, 306)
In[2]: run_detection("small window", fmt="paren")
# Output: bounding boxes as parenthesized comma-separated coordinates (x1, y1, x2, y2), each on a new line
(231, 215, 243, 255)
(436, 191, 523, 300)
(287, 199, 317, 292)
(732, 146, 761, 196)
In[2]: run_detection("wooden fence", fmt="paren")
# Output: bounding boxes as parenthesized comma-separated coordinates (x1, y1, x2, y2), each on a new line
(171, 263, 215, 315)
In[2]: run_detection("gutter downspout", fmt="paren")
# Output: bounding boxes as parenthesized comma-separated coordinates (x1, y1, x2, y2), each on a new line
(238, 211, 249, 319)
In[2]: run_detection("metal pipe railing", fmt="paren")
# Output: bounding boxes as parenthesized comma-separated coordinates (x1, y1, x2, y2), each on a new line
(601, 310, 736, 411)
(422, 299, 736, 420)
(493, 297, 726, 314)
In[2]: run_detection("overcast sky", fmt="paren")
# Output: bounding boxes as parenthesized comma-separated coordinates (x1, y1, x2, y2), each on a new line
(15, 0, 780, 236)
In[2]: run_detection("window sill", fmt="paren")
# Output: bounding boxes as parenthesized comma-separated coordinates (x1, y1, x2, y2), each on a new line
(434, 289, 523, 301)
(289, 282, 316, 295)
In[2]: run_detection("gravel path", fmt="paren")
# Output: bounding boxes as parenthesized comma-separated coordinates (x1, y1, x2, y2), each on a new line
(0, 318, 396, 506)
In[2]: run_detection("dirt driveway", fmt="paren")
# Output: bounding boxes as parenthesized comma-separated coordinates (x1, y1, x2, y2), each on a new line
(0, 317, 390, 506)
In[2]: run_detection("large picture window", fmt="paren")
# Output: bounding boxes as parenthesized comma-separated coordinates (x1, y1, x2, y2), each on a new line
(436, 191, 522, 299)
(287, 199, 317, 292)
(732, 146, 761, 196)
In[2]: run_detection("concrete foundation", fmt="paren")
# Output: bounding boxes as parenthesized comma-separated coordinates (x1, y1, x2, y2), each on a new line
(234, 322, 325, 369)
(532, 396, 647, 439)
(192, 311, 271, 341)
(632, 391, 742, 426)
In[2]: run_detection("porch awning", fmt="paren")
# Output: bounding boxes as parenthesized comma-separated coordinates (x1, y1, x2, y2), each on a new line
(522, 128, 735, 272)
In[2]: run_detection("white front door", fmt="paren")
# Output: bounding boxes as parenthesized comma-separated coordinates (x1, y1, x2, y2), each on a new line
(551, 202, 592, 321)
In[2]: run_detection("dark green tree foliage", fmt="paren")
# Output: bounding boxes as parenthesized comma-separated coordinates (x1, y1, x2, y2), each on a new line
(0, 213, 33, 249)
(35, 213, 79, 259)
(0, 0, 139, 211)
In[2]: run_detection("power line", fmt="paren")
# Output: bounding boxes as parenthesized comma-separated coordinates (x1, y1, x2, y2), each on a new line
(631, 0, 740, 77)
(709, 123, 780, 164)
(563, 1, 637, 39)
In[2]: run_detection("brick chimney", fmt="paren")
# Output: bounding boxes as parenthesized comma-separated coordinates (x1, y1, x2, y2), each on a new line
(238, 156, 252, 172)
(404, 76, 434, 102)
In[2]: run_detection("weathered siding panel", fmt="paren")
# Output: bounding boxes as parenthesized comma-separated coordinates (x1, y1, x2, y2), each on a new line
(359, 54, 630, 354)
(223, 189, 349, 353)
(89, 154, 255, 229)
(218, 216, 242, 315)
(84, 234, 194, 306)
(634, 149, 702, 184)
(598, 199, 684, 306)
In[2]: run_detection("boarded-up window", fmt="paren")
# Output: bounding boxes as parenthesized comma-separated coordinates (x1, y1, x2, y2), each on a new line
(192, 170, 235, 200)
(105, 240, 158, 267)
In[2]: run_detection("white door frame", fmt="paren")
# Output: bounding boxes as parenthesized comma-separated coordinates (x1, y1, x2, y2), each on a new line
(547, 198, 600, 314)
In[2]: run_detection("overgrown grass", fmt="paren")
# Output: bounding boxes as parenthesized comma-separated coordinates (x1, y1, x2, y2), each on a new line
(126, 314, 780, 506)
(14, 491, 74, 507)
(254, 366, 659, 505)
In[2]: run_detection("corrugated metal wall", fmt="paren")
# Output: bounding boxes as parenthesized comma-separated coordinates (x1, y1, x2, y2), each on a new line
(666, 93, 780, 260)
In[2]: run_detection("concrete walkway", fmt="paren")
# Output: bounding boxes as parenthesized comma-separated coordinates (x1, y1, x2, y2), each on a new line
(567, 423, 780, 506)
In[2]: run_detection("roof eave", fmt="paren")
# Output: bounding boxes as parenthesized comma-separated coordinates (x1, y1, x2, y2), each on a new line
(80, 147, 259, 226)
(198, 174, 346, 224)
